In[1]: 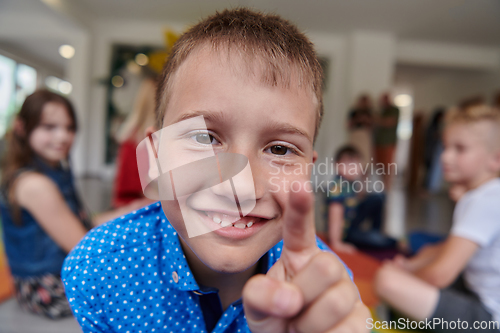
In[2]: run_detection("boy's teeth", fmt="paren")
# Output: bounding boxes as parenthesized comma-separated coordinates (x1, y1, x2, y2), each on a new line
(206, 211, 258, 229)
(221, 220, 232, 228)
(222, 214, 240, 224)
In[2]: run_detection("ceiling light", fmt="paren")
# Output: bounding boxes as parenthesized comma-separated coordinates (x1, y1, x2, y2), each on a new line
(135, 53, 149, 66)
(59, 44, 75, 59)
(112, 75, 124, 88)
(394, 94, 413, 107)
(58, 81, 73, 94)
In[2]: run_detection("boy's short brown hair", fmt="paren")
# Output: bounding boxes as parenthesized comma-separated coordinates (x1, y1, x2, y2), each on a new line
(155, 8, 324, 138)
(446, 104, 500, 149)
(334, 145, 362, 163)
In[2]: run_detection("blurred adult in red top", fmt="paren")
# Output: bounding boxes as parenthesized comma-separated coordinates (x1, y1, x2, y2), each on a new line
(112, 77, 156, 208)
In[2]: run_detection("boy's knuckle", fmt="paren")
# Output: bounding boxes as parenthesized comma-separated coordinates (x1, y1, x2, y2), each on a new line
(323, 288, 346, 315)
(325, 281, 357, 315)
(312, 252, 341, 280)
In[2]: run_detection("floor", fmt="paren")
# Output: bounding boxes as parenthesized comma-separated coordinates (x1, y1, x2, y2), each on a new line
(0, 174, 454, 333)
(386, 175, 454, 238)
(0, 299, 82, 333)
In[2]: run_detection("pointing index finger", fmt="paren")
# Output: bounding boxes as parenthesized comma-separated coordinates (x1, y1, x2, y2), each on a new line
(282, 181, 320, 268)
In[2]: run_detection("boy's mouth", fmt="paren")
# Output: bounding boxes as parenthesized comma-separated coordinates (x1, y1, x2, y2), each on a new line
(202, 211, 259, 229)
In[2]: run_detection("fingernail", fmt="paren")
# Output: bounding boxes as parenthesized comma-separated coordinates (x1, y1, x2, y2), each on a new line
(273, 286, 298, 314)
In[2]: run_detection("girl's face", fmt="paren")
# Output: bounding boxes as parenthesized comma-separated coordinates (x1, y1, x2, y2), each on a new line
(29, 102, 75, 165)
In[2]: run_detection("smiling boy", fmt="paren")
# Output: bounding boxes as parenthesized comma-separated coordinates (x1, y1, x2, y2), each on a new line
(63, 9, 369, 333)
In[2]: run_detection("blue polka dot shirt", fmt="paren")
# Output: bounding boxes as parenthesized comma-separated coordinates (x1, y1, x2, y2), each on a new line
(62, 202, 352, 333)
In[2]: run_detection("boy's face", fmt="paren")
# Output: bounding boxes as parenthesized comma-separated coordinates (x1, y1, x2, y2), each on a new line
(159, 47, 318, 273)
(336, 155, 362, 181)
(442, 122, 500, 186)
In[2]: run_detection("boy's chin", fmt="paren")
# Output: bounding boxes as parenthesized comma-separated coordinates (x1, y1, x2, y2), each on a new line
(184, 232, 276, 274)
(202, 253, 260, 274)
(186, 239, 266, 274)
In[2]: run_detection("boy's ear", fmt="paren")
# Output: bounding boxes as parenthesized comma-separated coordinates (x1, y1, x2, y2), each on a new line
(312, 150, 318, 164)
(144, 126, 158, 138)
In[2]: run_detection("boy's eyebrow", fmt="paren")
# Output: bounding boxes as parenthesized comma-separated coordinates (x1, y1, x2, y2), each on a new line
(175, 110, 226, 124)
(268, 121, 312, 143)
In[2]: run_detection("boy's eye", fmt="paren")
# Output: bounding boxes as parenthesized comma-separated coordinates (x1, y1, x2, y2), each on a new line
(270, 145, 289, 155)
(194, 133, 219, 145)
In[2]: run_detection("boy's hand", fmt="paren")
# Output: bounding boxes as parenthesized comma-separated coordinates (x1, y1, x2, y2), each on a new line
(242, 183, 370, 333)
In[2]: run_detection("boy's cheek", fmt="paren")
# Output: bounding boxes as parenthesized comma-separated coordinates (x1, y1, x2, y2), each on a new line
(161, 201, 189, 236)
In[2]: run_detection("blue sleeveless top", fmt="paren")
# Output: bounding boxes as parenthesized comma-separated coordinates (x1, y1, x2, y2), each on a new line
(0, 158, 90, 278)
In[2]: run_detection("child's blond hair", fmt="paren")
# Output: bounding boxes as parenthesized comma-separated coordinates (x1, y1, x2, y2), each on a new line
(155, 8, 324, 138)
(445, 104, 500, 150)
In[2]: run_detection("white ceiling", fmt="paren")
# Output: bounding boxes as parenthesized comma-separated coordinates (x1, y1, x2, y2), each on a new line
(69, 0, 500, 46)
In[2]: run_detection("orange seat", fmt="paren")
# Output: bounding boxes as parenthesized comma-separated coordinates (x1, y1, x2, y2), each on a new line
(0, 241, 14, 303)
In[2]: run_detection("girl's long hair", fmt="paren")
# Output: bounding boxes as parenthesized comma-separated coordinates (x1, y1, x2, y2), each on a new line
(1, 90, 78, 190)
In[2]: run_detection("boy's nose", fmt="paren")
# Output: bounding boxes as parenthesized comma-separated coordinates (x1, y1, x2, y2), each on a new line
(210, 159, 257, 216)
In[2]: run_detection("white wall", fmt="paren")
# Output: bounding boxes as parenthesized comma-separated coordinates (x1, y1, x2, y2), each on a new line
(347, 31, 396, 103)
(393, 40, 500, 113)
(394, 64, 500, 113)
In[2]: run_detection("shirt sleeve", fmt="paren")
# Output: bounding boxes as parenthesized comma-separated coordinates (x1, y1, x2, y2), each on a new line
(451, 196, 500, 247)
(64, 280, 114, 333)
(62, 259, 114, 333)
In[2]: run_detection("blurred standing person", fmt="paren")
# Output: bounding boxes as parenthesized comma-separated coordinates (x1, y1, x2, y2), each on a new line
(493, 90, 500, 109)
(112, 77, 156, 208)
(347, 94, 374, 167)
(458, 95, 484, 110)
(0, 90, 146, 319)
(375, 93, 399, 185)
(423, 107, 446, 193)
